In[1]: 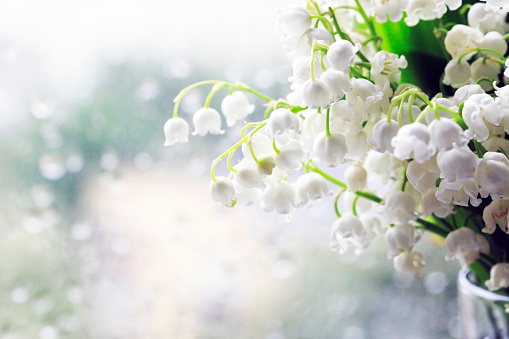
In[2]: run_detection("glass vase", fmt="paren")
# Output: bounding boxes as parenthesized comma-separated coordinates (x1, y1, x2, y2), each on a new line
(458, 269, 509, 339)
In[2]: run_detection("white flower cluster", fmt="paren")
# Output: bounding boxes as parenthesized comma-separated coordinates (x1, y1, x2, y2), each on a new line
(164, 0, 509, 289)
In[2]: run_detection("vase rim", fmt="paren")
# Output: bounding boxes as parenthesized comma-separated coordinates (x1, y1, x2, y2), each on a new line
(458, 268, 509, 302)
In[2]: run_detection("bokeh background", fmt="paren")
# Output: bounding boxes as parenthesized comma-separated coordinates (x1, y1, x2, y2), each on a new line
(0, 0, 461, 338)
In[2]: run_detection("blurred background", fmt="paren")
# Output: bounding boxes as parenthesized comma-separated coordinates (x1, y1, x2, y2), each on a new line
(0, 0, 461, 338)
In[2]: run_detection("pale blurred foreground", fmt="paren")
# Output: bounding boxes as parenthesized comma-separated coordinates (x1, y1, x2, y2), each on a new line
(0, 59, 460, 338)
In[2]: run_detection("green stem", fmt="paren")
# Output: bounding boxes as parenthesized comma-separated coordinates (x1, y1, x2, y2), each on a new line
(325, 107, 331, 137)
(306, 161, 347, 188)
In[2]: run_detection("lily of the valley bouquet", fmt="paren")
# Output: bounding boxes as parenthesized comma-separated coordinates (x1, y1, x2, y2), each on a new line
(164, 0, 509, 292)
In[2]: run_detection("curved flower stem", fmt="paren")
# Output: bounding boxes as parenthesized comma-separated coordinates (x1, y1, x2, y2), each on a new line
(173, 80, 274, 118)
(263, 101, 276, 119)
(325, 107, 331, 137)
(352, 0, 378, 50)
(272, 138, 281, 155)
(306, 160, 347, 188)
(241, 122, 264, 138)
(352, 194, 360, 217)
(458, 48, 507, 64)
(205, 83, 226, 108)
(334, 188, 347, 218)
(226, 150, 237, 173)
(210, 122, 267, 181)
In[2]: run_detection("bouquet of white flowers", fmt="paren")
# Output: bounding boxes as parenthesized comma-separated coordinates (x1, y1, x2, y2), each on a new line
(164, 0, 509, 294)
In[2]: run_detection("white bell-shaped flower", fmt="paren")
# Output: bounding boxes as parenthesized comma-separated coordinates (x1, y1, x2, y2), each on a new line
(232, 181, 262, 206)
(482, 199, 509, 234)
(344, 165, 367, 192)
(392, 123, 435, 163)
(221, 91, 255, 127)
(289, 56, 323, 85)
(480, 31, 508, 57)
(385, 222, 416, 259)
(275, 139, 307, 172)
(242, 133, 274, 161)
(371, 0, 410, 23)
(209, 177, 237, 207)
(370, 119, 399, 152)
(392, 102, 422, 126)
(300, 79, 330, 109)
(266, 108, 300, 138)
(296, 172, 330, 206)
(483, 0, 509, 13)
(468, 3, 508, 34)
(262, 181, 297, 214)
(428, 118, 468, 152)
(436, 178, 482, 207)
(344, 129, 371, 161)
(370, 51, 408, 85)
(345, 78, 384, 109)
(444, 24, 483, 60)
(276, 6, 311, 37)
(453, 84, 485, 105)
(462, 93, 502, 142)
(234, 160, 266, 188)
(330, 214, 371, 255)
(437, 144, 479, 182)
(319, 68, 353, 101)
(406, 156, 440, 194)
(486, 263, 509, 291)
(474, 152, 509, 200)
(192, 107, 225, 136)
(443, 58, 472, 88)
(393, 250, 425, 278)
(360, 214, 387, 237)
(312, 132, 348, 167)
(326, 40, 360, 72)
(383, 191, 417, 224)
(420, 188, 455, 218)
(470, 58, 501, 91)
(445, 227, 489, 266)
(164, 117, 189, 146)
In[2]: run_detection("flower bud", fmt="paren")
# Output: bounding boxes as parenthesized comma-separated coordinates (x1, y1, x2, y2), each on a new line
(344, 165, 367, 192)
(209, 177, 237, 207)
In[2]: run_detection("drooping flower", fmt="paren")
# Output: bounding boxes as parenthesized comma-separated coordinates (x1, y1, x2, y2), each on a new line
(276, 6, 311, 38)
(192, 107, 225, 136)
(436, 178, 482, 207)
(474, 152, 509, 200)
(482, 199, 509, 234)
(163, 117, 189, 146)
(443, 58, 472, 88)
(296, 172, 331, 206)
(261, 181, 297, 214)
(444, 24, 483, 60)
(437, 144, 479, 182)
(319, 68, 353, 101)
(266, 108, 301, 138)
(300, 79, 330, 109)
(486, 263, 509, 291)
(428, 118, 468, 151)
(406, 156, 440, 194)
(370, 119, 399, 152)
(326, 40, 360, 72)
(344, 165, 367, 192)
(385, 222, 416, 258)
(370, 51, 408, 85)
(462, 93, 503, 142)
(382, 191, 417, 224)
(330, 214, 371, 255)
(312, 132, 348, 167)
(445, 227, 489, 266)
(275, 139, 307, 171)
(393, 250, 425, 278)
(209, 177, 237, 207)
(392, 123, 435, 163)
(221, 91, 255, 127)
